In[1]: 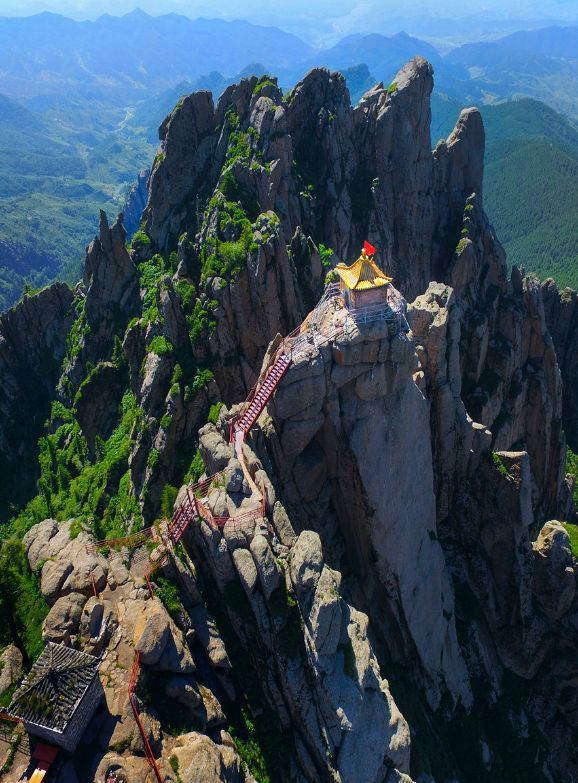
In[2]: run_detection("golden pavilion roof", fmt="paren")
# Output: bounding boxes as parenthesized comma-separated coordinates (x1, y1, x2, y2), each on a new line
(335, 249, 393, 290)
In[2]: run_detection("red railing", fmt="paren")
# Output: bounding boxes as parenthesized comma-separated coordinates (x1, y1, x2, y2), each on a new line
(0, 711, 20, 724)
(89, 527, 157, 553)
(128, 651, 163, 783)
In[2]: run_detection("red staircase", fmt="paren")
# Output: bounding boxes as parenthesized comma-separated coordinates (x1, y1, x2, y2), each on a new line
(235, 352, 291, 436)
(167, 491, 199, 543)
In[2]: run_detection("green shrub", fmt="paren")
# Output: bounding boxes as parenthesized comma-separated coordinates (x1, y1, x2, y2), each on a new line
(175, 280, 196, 312)
(187, 300, 216, 346)
(491, 452, 510, 477)
(171, 363, 183, 384)
(132, 230, 151, 247)
(252, 77, 276, 96)
(208, 402, 223, 424)
(155, 574, 182, 621)
(0, 538, 48, 661)
(221, 168, 239, 201)
(111, 336, 124, 367)
(318, 243, 334, 268)
(226, 107, 240, 131)
(10, 392, 144, 542)
(566, 448, 578, 506)
(456, 238, 469, 255)
(65, 297, 90, 361)
(226, 130, 251, 166)
(138, 254, 169, 323)
(387, 81, 397, 94)
(192, 368, 214, 392)
(229, 709, 271, 783)
(185, 450, 205, 484)
(161, 484, 178, 520)
(169, 755, 182, 783)
(160, 414, 172, 430)
(69, 519, 84, 539)
(147, 448, 160, 470)
(146, 336, 173, 355)
(562, 523, 578, 559)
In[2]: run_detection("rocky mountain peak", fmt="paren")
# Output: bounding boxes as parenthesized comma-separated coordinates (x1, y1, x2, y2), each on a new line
(1, 57, 577, 783)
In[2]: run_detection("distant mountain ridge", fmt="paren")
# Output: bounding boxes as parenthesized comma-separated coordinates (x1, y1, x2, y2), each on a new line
(445, 26, 578, 120)
(498, 25, 578, 59)
(0, 10, 314, 100)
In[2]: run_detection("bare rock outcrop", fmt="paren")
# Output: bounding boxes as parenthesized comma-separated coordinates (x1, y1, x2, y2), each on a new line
(0, 645, 23, 696)
(169, 731, 242, 783)
(532, 521, 576, 620)
(42, 591, 87, 645)
(0, 282, 74, 516)
(63, 211, 140, 393)
(23, 519, 108, 604)
(189, 405, 412, 783)
(122, 168, 150, 240)
(261, 295, 472, 710)
(542, 279, 578, 452)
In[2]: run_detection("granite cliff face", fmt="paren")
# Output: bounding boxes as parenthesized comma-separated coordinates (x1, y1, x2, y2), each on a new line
(542, 279, 578, 452)
(1, 58, 577, 783)
(0, 282, 74, 517)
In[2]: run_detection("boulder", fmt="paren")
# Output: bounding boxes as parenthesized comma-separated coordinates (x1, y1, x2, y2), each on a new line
(289, 530, 324, 605)
(31, 526, 108, 605)
(197, 684, 226, 728)
(532, 521, 576, 620)
(165, 675, 202, 709)
(136, 607, 195, 674)
(42, 592, 87, 645)
(232, 548, 258, 594)
(199, 424, 234, 473)
(188, 606, 231, 668)
(23, 518, 71, 572)
(272, 501, 297, 546)
(309, 566, 342, 657)
(250, 534, 281, 599)
(170, 731, 242, 783)
(79, 597, 117, 656)
(0, 644, 23, 696)
(136, 610, 171, 665)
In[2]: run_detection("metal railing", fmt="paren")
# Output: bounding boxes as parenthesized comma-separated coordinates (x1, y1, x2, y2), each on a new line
(348, 301, 399, 324)
(348, 299, 408, 332)
(128, 651, 163, 783)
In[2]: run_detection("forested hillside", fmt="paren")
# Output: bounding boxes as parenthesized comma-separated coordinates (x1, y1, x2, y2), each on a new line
(0, 92, 155, 311)
(432, 95, 578, 289)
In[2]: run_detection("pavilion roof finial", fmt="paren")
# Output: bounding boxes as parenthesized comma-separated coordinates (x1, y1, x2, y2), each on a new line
(334, 242, 392, 291)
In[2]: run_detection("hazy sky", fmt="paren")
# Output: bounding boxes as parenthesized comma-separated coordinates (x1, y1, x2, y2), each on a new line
(0, 0, 577, 44)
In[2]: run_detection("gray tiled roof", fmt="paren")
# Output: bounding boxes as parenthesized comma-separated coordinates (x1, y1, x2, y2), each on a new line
(8, 642, 99, 732)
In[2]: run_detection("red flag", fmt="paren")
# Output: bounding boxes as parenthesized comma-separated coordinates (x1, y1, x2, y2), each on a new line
(364, 240, 376, 256)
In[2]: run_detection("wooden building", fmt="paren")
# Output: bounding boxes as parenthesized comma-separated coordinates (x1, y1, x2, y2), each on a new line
(335, 246, 393, 309)
(8, 642, 102, 752)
